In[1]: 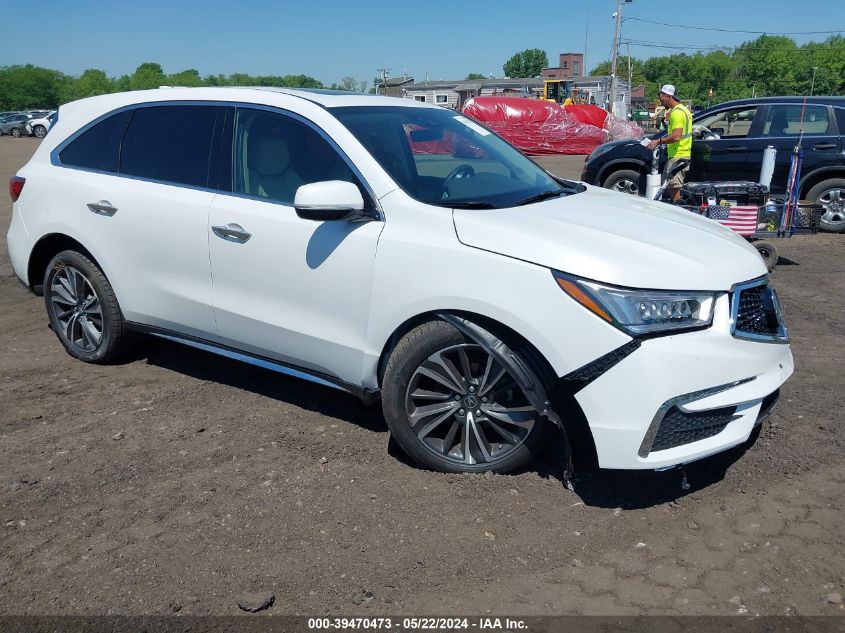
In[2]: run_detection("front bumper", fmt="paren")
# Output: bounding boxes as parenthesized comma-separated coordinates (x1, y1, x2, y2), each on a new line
(575, 293, 793, 470)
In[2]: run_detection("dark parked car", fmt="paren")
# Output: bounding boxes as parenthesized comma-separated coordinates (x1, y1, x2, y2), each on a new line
(581, 96, 845, 232)
(0, 113, 34, 138)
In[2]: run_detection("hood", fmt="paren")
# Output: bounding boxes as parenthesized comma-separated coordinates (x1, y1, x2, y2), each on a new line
(453, 185, 766, 291)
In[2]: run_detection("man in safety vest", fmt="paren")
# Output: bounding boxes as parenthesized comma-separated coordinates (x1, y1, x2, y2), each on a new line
(647, 84, 692, 202)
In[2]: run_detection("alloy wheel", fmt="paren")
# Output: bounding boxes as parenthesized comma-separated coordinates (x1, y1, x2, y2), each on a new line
(611, 177, 639, 195)
(49, 265, 104, 353)
(817, 188, 845, 229)
(404, 344, 537, 466)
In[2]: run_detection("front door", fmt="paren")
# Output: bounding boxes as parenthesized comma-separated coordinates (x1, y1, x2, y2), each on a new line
(690, 105, 761, 182)
(208, 107, 384, 386)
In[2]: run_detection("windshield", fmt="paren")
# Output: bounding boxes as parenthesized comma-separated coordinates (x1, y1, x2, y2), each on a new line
(331, 105, 580, 208)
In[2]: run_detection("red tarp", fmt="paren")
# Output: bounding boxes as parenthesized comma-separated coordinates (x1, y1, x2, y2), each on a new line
(460, 96, 643, 155)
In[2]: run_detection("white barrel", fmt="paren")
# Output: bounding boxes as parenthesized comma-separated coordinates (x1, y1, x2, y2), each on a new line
(645, 173, 662, 200)
(759, 145, 776, 188)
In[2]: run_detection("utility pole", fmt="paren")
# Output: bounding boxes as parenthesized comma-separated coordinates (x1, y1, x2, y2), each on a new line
(626, 42, 632, 112)
(583, 3, 589, 76)
(811, 66, 818, 95)
(608, 0, 627, 116)
(376, 68, 391, 95)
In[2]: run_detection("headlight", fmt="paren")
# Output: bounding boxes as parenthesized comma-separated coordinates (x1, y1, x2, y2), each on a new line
(554, 272, 716, 335)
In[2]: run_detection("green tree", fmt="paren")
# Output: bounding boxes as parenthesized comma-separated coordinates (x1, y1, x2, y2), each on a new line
(465, 73, 486, 80)
(129, 62, 166, 90)
(0, 65, 66, 109)
(167, 68, 203, 86)
(60, 68, 115, 103)
(503, 49, 549, 78)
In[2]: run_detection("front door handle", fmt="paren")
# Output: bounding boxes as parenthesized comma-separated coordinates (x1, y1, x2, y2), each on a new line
(87, 200, 118, 216)
(212, 223, 252, 243)
(813, 143, 837, 150)
(725, 146, 747, 152)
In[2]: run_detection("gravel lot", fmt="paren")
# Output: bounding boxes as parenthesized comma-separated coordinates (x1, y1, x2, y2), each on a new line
(1, 137, 843, 616)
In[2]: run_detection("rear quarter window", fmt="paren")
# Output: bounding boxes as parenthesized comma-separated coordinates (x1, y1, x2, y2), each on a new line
(59, 110, 132, 172)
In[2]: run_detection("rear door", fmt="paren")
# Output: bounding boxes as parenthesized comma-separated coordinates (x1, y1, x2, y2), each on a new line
(755, 103, 841, 195)
(52, 104, 222, 337)
(690, 106, 762, 182)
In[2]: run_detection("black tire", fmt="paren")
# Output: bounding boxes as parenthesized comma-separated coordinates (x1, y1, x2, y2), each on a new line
(806, 178, 845, 233)
(753, 240, 778, 272)
(43, 250, 130, 363)
(10, 128, 22, 138)
(33, 125, 47, 138)
(381, 320, 551, 474)
(603, 169, 642, 196)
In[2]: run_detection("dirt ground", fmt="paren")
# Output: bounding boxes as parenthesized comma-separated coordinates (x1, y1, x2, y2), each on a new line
(1, 137, 843, 616)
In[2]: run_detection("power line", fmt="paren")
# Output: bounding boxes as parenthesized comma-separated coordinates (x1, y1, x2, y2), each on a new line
(624, 17, 844, 35)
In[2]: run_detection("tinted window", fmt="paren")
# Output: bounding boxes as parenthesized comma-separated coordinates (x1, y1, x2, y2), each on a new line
(120, 106, 217, 187)
(59, 110, 132, 172)
(763, 105, 832, 136)
(233, 108, 357, 204)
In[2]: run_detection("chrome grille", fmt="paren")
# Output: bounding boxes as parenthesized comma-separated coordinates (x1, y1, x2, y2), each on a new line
(731, 279, 788, 342)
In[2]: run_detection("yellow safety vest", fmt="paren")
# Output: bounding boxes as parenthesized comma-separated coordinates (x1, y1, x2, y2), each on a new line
(666, 103, 692, 159)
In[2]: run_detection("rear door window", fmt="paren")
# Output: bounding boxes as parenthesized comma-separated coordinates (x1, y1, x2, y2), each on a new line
(762, 105, 833, 136)
(59, 110, 132, 172)
(120, 105, 218, 187)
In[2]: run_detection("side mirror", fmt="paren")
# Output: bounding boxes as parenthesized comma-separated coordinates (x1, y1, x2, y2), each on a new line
(294, 181, 366, 222)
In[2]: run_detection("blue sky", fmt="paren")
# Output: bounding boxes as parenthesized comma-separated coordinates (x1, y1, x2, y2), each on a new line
(2, 0, 842, 87)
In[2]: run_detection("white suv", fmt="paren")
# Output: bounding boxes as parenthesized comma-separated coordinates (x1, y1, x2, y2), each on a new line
(7, 87, 793, 476)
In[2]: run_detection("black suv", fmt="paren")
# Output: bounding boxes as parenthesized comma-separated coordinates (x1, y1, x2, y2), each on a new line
(580, 96, 845, 232)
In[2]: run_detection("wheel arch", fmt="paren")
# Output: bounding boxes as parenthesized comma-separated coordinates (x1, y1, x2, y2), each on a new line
(800, 167, 845, 198)
(375, 309, 598, 469)
(27, 233, 100, 295)
(598, 158, 649, 187)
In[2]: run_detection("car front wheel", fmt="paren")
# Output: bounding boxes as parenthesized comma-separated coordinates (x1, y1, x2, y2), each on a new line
(33, 125, 47, 138)
(10, 128, 22, 138)
(603, 169, 642, 196)
(44, 250, 130, 363)
(381, 320, 551, 473)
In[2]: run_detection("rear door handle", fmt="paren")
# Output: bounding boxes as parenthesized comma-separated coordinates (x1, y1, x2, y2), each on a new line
(87, 200, 118, 216)
(212, 223, 252, 243)
(813, 143, 837, 150)
(725, 146, 747, 152)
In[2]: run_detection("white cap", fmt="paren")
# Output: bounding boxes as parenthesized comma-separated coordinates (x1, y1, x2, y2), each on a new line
(659, 84, 677, 97)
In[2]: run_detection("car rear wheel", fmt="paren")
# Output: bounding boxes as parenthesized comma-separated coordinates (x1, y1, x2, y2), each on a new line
(381, 320, 551, 474)
(603, 169, 642, 196)
(44, 250, 130, 363)
(33, 125, 47, 138)
(806, 179, 845, 233)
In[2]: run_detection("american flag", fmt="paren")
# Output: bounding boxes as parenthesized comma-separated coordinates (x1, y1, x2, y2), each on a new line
(702, 204, 759, 237)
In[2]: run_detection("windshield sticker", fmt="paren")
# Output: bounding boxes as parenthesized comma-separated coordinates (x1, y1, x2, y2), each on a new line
(453, 116, 491, 136)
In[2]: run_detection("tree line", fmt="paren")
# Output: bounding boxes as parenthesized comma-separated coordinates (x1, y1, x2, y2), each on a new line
(589, 35, 845, 106)
(0, 62, 368, 110)
(4, 34, 843, 111)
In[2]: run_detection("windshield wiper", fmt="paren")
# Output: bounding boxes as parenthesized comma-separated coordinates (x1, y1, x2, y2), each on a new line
(516, 189, 568, 206)
(431, 200, 496, 209)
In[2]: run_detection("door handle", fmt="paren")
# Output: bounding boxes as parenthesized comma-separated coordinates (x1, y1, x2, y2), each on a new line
(813, 143, 837, 150)
(725, 146, 747, 152)
(212, 223, 252, 243)
(87, 200, 118, 216)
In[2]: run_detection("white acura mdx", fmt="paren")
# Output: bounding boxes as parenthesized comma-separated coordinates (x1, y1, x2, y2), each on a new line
(6, 87, 793, 476)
